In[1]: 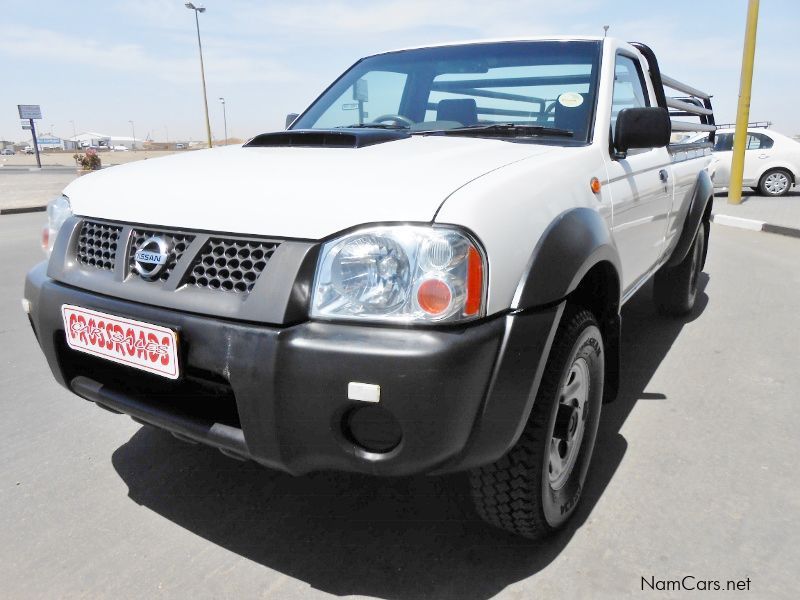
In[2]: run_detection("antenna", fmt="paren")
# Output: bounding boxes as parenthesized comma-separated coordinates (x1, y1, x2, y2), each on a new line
(603, 25, 610, 38)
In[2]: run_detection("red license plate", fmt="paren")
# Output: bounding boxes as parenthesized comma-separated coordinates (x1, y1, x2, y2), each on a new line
(61, 304, 179, 379)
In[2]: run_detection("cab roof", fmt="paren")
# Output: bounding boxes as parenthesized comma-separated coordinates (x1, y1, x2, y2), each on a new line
(373, 35, 613, 57)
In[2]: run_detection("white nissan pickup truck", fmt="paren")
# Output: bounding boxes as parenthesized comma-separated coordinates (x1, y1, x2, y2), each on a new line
(24, 36, 716, 539)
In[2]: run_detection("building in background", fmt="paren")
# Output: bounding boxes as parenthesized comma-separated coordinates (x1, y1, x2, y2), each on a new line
(67, 132, 110, 150)
(107, 135, 142, 150)
(33, 134, 65, 150)
(17, 133, 66, 151)
(66, 132, 144, 150)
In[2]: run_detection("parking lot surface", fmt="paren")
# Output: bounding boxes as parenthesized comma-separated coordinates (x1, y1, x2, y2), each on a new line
(0, 150, 182, 168)
(0, 169, 78, 211)
(712, 190, 800, 230)
(1, 213, 798, 599)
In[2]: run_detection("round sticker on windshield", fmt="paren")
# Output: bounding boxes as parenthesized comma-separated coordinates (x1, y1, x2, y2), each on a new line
(558, 92, 584, 108)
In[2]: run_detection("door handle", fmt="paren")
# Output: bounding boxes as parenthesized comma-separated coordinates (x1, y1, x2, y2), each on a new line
(758, 154, 770, 159)
(659, 169, 669, 182)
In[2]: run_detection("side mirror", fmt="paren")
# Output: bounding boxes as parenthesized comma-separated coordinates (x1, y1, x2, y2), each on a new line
(614, 107, 671, 154)
(285, 113, 299, 129)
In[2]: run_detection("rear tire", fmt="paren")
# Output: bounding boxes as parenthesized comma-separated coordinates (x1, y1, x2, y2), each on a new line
(654, 221, 706, 316)
(758, 168, 792, 197)
(469, 308, 604, 539)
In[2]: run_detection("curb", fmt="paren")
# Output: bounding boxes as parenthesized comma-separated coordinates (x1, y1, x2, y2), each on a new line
(0, 205, 46, 216)
(711, 214, 800, 239)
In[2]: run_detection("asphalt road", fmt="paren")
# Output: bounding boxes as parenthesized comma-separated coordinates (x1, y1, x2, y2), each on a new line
(1, 213, 798, 599)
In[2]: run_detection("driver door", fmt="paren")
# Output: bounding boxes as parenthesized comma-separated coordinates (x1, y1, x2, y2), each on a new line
(604, 53, 674, 294)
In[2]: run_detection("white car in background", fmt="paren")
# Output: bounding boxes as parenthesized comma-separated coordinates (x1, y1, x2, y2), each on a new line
(700, 127, 800, 196)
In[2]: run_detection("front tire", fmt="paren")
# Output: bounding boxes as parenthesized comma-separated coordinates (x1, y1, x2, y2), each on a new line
(653, 221, 706, 316)
(758, 168, 792, 197)
(469, 308, 604, 539)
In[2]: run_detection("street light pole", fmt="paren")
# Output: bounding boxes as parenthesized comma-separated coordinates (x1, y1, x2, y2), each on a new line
(69, 120, 77, 151)
(219, 97, 228, 145)
(129, 120, 136, 151)
(728, 0, 761, 204)
(186, 3, 213, 149)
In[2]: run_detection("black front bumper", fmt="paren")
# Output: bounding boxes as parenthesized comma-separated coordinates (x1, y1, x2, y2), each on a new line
(25, 262, 562, 476)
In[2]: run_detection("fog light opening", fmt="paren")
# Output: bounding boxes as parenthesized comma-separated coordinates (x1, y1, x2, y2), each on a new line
(343, 405, 402, 454)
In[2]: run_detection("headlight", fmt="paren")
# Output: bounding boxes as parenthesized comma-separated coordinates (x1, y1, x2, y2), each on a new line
(42, 195, 73, 256)
(311, 226, 486, 324)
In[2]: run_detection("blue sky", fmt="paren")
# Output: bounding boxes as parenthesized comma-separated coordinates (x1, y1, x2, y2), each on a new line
(2, 1, 797, 142)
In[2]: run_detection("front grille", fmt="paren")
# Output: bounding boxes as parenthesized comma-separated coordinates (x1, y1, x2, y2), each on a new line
(186, 238, 279, 293)
(129, 229, 195, 281)
(74, 219, 281, 295)
(76, 221, 123, 271)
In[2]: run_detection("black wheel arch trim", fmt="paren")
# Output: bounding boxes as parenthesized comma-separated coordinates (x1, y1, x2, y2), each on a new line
(664, 169, 713, 268)
(510, 207, 622, 404)
(512, 207, 622, 311)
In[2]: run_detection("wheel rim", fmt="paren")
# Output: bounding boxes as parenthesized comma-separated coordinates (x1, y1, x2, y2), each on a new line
(548, 357, 590, 490)
(764, 172, 789, 195)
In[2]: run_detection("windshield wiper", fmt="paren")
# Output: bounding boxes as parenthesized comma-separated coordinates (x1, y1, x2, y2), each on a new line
(336, 123, 410, 130)
(417, 123, 574, 138)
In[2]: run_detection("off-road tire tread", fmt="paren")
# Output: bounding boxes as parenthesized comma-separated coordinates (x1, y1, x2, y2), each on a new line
(654, 221, 705, 316)
(469, 307, 597, 539)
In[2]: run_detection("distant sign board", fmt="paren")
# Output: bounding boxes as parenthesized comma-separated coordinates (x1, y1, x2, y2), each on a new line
(20, 120, 31, 130)
(18, 105, 42, 120)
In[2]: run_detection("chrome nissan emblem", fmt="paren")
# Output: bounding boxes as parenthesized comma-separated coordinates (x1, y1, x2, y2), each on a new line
(134, 237, 171, 279)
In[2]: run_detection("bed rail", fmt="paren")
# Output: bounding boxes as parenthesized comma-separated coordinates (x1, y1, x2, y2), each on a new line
(630, 42, 716, 141)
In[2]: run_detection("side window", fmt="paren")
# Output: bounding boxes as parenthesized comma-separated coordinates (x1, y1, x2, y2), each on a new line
(753, 133, 774, 149)
(714, 133, 733, 152)
(610, 55, 650, 140)
(745, 134, 762, 150)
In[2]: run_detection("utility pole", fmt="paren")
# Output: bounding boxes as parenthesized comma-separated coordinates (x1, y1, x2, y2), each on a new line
(69, 120, 77, 150)
(219, 97, 228, 144)
(129, 120, 136, 151)
(728, 0, 760, 204)
(186, 3, 213, 149)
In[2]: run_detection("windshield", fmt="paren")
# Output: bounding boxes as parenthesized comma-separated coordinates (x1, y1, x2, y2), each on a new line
(292, 41, 602, 143)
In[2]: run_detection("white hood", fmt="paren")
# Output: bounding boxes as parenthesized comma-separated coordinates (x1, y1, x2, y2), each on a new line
(65, 136, 556, 239)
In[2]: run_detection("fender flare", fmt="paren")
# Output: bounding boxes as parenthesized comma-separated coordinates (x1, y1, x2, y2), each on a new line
(665, 170, 713, 268)
(512, 207, 622, 403)
(512, 207, 622, 310)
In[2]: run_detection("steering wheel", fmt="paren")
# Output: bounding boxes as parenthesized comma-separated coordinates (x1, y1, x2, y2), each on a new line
(371, 114, 415, 127)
